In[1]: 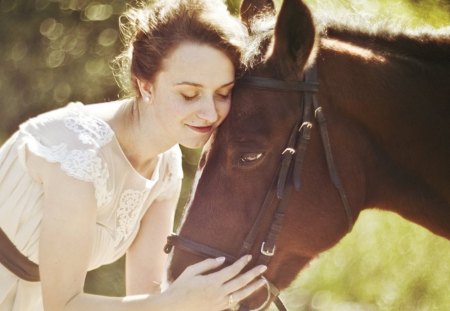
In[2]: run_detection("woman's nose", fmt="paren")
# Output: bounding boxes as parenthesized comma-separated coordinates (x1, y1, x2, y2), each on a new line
(196, 96, 219, 123)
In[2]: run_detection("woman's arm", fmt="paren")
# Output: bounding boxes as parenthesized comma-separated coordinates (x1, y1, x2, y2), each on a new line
(32, 153, 153, 311)
(37, 153, 97, 310)
(126, 179, 182, 295)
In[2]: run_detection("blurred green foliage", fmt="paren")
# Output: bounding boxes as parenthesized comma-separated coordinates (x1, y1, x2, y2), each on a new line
(273, 211, 450, 310)
(1, 0, 449, 309)
(305, 0, 450, 28)
(0, 0, 129, 141)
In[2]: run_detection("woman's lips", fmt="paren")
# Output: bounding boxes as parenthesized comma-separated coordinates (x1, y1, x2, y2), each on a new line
(186, 124, 213, 134)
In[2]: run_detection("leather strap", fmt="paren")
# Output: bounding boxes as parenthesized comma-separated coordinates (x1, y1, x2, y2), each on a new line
(237, 76, 319, 93)
(165, 234, 238, 263)
(0, 228, 40, 282)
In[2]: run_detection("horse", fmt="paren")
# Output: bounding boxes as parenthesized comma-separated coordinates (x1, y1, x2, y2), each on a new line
(165, 0, 450, 309)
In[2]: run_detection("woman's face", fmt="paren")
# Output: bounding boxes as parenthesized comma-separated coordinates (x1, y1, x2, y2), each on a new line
(147, 42, 235, 149)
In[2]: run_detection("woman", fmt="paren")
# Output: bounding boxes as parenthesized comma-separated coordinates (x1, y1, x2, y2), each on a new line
(0, 0, 267, 310)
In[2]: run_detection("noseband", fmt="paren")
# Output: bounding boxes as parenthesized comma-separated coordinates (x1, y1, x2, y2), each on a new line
(164, 65, 354, 311)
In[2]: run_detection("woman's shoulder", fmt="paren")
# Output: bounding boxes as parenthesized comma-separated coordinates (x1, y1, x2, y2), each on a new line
(19, 102, 115, 149)
(17, 102, 118, 207)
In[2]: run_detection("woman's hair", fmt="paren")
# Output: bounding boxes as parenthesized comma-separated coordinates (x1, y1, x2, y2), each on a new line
(113, 0, 247, 96)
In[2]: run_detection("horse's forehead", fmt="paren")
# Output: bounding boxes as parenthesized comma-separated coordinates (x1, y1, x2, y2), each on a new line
(229, 94, 275, 128)
(232, 84, 299, 116)
(232, 84, 280, 111)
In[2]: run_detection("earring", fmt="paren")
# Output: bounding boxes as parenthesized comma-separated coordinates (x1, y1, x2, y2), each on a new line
(137, 79, 151, 103)
(143, 94, 151, 103)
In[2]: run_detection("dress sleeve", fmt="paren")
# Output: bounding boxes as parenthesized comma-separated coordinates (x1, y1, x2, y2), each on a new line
(16, 103, 114, 208)
(156, 144, 184, 202)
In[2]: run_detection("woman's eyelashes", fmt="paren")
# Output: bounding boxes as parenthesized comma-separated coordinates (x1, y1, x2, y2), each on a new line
(180, 91, 230, 102)
(216, 92, 231, 100)
(181, 92, 199, 101)
(217, 84, 234, 100)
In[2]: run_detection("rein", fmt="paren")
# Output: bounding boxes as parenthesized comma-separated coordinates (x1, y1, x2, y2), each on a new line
(165, 65, 354, 311)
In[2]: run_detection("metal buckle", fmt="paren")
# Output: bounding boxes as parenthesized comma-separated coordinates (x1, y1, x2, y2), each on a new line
(282, 147, 295, 155)
(261, 242, 276, 256)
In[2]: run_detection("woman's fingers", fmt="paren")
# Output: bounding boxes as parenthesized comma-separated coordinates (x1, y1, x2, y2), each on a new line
(181, 257, 226, 277)
(222, 264, 267, 294)
(170, 255, 269, 311)
(206, 255, 252, 283)
(228, 277, 268, 304)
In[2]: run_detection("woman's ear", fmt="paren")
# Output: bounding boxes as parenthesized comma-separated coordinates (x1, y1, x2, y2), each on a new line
(137, 79, 152, 103)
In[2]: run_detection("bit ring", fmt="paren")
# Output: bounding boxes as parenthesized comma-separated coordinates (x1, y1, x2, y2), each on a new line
(228, 294, 235, 307)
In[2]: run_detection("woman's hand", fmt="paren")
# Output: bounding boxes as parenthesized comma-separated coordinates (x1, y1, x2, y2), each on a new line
(161, 255, 267, 311)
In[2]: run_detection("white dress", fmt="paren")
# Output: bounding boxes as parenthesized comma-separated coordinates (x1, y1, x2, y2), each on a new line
(0, 102, 183, 311)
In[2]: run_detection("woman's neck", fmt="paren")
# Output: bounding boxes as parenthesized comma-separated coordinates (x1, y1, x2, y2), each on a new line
(108, 98, 175, 175)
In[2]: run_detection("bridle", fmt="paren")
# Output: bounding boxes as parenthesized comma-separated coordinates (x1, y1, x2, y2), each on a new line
(164, 65, 354, 311)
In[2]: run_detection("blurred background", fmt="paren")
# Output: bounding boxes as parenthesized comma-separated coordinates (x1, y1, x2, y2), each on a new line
(1, 0, 449, 310)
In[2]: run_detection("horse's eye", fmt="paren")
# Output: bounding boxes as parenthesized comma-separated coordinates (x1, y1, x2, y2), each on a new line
(239, 152, 263, 165)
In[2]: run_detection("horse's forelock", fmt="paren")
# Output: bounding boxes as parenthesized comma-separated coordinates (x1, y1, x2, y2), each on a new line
(241, 11, 276, 70)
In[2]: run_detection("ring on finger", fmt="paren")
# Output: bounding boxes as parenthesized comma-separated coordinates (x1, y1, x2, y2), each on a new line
(228, 294, 235, 307)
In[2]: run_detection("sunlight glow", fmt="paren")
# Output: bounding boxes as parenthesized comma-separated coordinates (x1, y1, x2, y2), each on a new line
(322, 39, 387, 63)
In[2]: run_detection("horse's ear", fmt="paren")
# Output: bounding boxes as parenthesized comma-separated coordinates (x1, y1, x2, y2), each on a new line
(267, 0, 316, 79)
(240, 0, 275, 28)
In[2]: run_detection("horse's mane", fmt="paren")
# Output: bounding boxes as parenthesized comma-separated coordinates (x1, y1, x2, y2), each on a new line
(243, 9, 450, 68)
(324, 23, 450, 63)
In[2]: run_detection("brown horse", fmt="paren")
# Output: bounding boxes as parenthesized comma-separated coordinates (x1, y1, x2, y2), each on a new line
(166, 0, 450, 309)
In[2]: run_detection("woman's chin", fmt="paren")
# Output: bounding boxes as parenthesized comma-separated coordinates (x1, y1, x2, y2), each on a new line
(180, 138, 209, 150)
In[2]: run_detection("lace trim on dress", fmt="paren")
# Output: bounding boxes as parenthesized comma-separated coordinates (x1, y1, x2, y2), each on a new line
(21, 103, 114, 207)
(64, 111, 114, 146)
(61, 104, 114, 207)
(61, 149, 112, 207)
(24, 139, 113, 208)
(114, 189, 145, 247)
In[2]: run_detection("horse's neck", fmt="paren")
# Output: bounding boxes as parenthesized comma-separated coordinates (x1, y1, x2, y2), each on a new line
(317, 40, 450, 240)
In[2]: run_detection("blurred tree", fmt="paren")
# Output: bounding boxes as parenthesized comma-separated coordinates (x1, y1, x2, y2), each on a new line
(0, 0, 129, 140)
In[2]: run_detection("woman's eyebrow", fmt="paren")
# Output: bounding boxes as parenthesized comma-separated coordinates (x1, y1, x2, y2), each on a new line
(175, 81, 235, 88)
(220, 81, 235, 88)
(175, 82, 202, 87)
